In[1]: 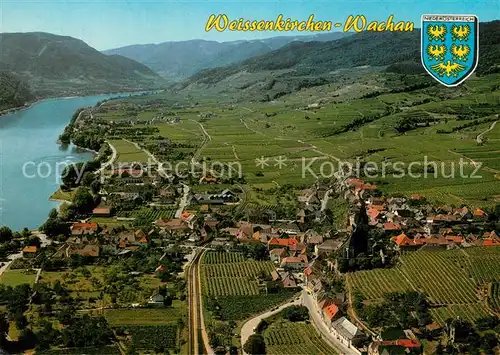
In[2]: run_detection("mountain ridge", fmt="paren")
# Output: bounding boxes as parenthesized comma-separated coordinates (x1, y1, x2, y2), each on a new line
(0, 32, 166, 98)
(103, 32, 350, 80)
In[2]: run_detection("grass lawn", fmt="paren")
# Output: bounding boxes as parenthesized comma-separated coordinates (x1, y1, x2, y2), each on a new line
(49, 188, 76, 202)
(104, 301, 186, 326)
(0, 268, 37, 286)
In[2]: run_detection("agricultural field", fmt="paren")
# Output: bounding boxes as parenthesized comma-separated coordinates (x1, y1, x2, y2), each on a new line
(205, 292, 297, 321)
(103, 73, 500, 208)
(488, 281, 500, 313)
(117, 324, 180, 352)
(104, 301, 185, 326)
(115, 206, 177, 223)
(0, 268, 37, 286)
(108, 139, 150, 163)
(37, 346, 121, 355)
(429, 304, 491, 326)
(347, 247, 500, 325)
(201, 251, 275, 296)
(263, 321, 335, 355)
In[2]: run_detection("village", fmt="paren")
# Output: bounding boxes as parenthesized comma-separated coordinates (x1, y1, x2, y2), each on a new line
(7, 151, 498, 354)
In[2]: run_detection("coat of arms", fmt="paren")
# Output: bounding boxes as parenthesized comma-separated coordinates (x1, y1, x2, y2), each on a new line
(421, 15, 479, 87)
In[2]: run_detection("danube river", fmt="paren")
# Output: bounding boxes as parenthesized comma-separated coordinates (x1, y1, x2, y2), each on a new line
(0, 94, 131, 230)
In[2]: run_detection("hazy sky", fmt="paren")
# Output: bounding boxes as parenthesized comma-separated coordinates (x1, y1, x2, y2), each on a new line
(1, 0, 499, 50)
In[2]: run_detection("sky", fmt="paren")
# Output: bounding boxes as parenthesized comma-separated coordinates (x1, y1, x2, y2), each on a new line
(0, 0, 499, 50)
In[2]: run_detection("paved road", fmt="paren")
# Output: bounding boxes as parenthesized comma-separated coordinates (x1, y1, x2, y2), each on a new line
(175, 183, 190, 218)
(240, 295, 302, 352)
(301, 290, 359, 355)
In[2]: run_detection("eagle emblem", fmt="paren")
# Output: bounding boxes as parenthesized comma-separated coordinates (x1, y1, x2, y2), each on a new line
(427, 25, 447, 41)
(430, 61, 466, 77)
(451, 44, 470, 62)
(427, 45, 447, 61)
(421, 15, 478, 87)
(451, 24, 471, 41)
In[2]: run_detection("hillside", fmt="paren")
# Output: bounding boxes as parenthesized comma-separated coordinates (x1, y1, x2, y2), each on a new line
(103, 32, 349, 80)
(0, 32, 165, 96)
(0, 70, 35, 111)
(181, 21, 500, 99)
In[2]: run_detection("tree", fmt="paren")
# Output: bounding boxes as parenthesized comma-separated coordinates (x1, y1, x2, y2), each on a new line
(480, 333, 498, 352)
(49, 208, 58, 219)
(40, 217, 69, 237)
(243, 334, 266, 355)
(72, 187, 95, 214)
(0, 226, 13, 243)
(18, 328, 36, 350)
(81, 172, 95, 187)
(0, 312, 9, 347)
(14, 311, 28, 330)
(283, 305, 309, 322)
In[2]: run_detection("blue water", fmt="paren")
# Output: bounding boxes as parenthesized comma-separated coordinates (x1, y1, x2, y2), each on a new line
(0, 93, 136, 230)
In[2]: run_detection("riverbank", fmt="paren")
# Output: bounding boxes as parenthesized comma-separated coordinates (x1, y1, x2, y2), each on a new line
(0, 88, 164, 118)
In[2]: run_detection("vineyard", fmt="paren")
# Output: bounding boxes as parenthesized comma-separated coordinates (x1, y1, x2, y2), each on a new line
(120, 324, 179, 351)
(347, 247, 500, 325)
(205, 292, 297, 321)
(263, 322, 335, 355)
(201, 251, 275, 296)
(488, 281, 500, 313)
(347, 268, 413, 300)
(429, 304, 491, 326)
(116, 207, 176, 223)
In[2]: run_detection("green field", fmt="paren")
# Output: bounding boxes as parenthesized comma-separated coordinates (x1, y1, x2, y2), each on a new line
(263, 321, 336, 355)
(109, 139, 150, 163)
(0, 268, 37, 286)
(115, 206, 177, 223)
(201, 251, 275, 296)
(347, 247, 500, 325)
(104, 302, 185, 326)
(96, 74, 500, 208)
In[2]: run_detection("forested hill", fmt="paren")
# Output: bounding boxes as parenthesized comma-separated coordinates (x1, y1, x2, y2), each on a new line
(185, 20, 500, 86)
(0, 32, 165, 97)
(0, 71, 35, 112)
(103, 32, 349, 81)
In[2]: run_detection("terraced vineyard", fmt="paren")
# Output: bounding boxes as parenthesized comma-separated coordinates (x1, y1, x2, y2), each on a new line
(348, 247, 500, 325)
(488, 281, 500, 313)
(347, 268, 413, 300)
(429, 304, 491, 326)
(264, 322, 335, 355)
(399, 251, 478, 304)
(116, 207, 176, 223)
(201, 251, 275, 296)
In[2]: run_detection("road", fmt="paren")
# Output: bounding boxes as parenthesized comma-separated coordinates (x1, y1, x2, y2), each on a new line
(187, 249, 213, 355)
(240, 296, 301, 353)
(321, 188, 332, 212)
(175, 183, 190, 218)
(190, 119, 211, 166)
(95, 140, 117, 175)
(477, 119, 498, 144)
(301, 290, 360, 355)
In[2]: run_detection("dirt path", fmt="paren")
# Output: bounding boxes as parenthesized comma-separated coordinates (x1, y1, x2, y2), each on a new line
(476, 120, 498, 144)
(345, 278, 376, 337)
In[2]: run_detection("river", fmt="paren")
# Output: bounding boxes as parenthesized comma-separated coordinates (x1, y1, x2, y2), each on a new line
(0, 93, 136, 231)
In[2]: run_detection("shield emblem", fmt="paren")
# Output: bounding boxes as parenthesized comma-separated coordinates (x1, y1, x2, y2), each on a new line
(421, 14, 479, 87)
